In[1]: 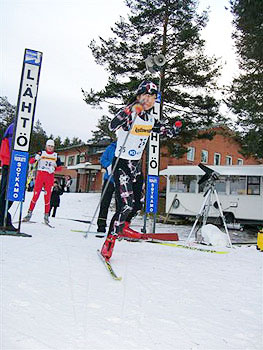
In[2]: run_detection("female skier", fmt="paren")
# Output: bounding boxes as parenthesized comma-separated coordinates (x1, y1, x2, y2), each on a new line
(101, 81, 181, 260)
(23, 139, 62, 225)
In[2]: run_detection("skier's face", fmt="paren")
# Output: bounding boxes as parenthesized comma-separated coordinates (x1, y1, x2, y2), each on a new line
(46, 145, 54, 152)
(137, 94, 156, 110)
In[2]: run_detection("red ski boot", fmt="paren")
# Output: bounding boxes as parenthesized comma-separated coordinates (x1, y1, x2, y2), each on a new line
(101, 234, 117, 260)
(119, 222, 142, 240)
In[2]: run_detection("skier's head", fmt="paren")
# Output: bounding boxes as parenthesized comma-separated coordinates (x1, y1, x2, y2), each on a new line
(46, 139, 55, 152)
(136, 81, 158, 97)
(135, 81, 158, 111)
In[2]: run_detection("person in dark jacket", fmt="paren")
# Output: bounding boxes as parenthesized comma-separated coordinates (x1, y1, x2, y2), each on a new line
(0, 122, 17, 231)
(97, 142, 116, 233)
(49, 181, 63, 217)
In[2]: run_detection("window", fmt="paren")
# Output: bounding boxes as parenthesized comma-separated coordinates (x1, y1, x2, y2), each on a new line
(226, 156, 232, 165)
(187, 147, 195, 161)
(230, 176, 246, 195)
(214, 153, 221, 165)
(67, 155, 75, 166)
(201, 150, 208, 163)
(199, 176, 227, 194)
(59, 155, 65, 166)
(237, 158, 243, 165)
(170, 175, 197, 193)
(80, 152, 86, 162)
(247, 176, 260, 195)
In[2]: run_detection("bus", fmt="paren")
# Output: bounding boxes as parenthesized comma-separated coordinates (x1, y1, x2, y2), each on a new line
(160, 165, 263, 225)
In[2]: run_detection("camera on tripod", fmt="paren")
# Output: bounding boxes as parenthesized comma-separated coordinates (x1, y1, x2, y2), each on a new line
(198, 163, 220, 187)
(186, 163, 232, 248)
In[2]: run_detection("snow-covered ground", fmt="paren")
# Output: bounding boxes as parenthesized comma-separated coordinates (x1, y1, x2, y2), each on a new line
(1, 192, 262, 350)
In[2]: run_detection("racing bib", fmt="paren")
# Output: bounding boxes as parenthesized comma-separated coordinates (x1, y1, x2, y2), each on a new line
(37, 151, 57, 174)
(115, 114, 155, 160)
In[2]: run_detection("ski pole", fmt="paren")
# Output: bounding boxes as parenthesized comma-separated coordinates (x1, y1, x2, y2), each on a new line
(84, 107, 141, 238)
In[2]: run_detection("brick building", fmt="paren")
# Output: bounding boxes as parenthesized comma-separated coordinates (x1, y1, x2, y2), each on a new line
(55, 141, 109, 192)
(55, 126, 261, 193)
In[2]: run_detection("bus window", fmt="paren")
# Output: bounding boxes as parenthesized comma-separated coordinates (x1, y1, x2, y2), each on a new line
(198, 176, 227, 194)
(247, 176, 260, 195)
(230, 176, 246, 195)
(170, 175, 197, 193)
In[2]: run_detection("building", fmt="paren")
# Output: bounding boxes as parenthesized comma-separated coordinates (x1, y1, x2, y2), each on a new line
(55, 126, 261, 193)
(55, 141, 110, 192)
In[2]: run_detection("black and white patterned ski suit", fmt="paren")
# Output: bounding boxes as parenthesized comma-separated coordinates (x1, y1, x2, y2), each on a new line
(108, 102, 178, 236)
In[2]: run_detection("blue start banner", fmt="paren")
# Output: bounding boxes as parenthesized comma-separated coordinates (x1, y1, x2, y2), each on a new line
(7, 150, 29, 202)
(146, 175, 159, 214)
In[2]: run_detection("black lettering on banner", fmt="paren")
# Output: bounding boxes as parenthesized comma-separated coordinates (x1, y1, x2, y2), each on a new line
(21, 117, 30, 128)
(152, 106, 158, 115)
(151, 144, 157, 153)
(16, 135, 28, 147)
(23, 87, 33, 98)
(150, 159, 158, 169)
(21, 102, 32, 113)
(27, 69, 34, 80)
(151, 133, 158, 141)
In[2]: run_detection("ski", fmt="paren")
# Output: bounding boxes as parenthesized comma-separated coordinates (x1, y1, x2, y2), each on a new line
(19, 220, 38, 224)
(71, 229, 87, 233)
(18, 220, 54, 228)
(147, 240, 229, 254)
(97, 249, 122, 281)
(43, 222, 55, 228)
(57, 218, 91, 224)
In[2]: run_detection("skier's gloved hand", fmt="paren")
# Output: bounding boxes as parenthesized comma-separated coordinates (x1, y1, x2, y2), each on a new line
(172, 120, 182, 136)
(35, 153, 41, 161)
(132, 103, 143, 115)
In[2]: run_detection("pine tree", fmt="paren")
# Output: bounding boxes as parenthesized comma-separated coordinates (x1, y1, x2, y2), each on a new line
(54, 136, 62, 149)
(228, 0, 263, 159)
(63, 137, 71, 148)
(71, 137, 83, 146)
(91, 115, 116, 142)
(83, 0, 226, 156)
(30, 119, 48, 154)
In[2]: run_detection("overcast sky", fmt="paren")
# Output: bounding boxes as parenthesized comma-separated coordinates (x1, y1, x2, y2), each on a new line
(0, 0, 236, 142)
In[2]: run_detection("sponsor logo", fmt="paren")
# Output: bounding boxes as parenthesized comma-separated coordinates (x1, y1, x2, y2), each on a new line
(131, 124, 153, 136)
(128, 149, 137, 156)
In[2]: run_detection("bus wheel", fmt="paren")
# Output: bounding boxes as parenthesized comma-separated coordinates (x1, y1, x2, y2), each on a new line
(224, 212, 235, 224)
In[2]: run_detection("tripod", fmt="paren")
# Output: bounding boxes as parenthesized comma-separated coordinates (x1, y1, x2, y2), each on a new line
(185, 178, 232, 248)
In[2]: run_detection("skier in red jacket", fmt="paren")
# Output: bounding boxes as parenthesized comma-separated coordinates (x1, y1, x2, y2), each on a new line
(23, 139, 62, 225)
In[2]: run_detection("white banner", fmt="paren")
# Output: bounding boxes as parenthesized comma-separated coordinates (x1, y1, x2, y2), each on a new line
(148, 92, 161, 176)
(13, 49, 42, 152)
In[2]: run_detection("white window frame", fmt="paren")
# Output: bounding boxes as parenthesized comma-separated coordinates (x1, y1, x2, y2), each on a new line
(214, 153, 221, 165)
(187, 146, 195, 161)
(226, 156, 232, 165)
(237, 158, 243, 165)
(201, 150, 208, 163)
